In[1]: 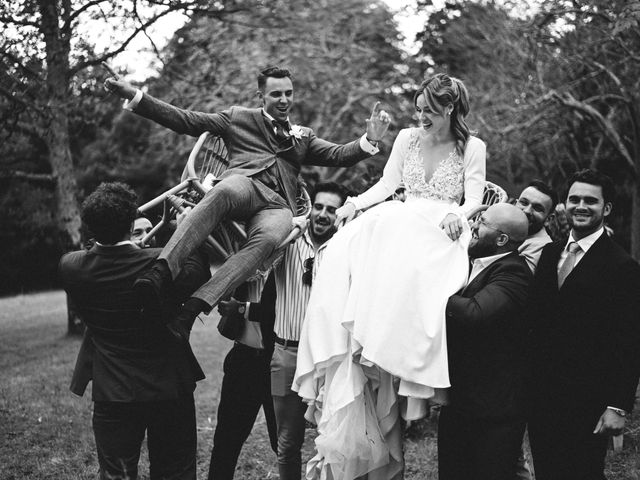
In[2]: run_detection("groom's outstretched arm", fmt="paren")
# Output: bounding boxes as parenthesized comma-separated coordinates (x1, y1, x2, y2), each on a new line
(104, 76, 231, 137)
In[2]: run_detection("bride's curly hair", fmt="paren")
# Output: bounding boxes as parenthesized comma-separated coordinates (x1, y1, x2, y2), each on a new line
(414, 73, 471, 157)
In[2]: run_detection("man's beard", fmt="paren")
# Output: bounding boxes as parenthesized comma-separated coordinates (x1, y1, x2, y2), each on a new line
(311, 223, 336, 244)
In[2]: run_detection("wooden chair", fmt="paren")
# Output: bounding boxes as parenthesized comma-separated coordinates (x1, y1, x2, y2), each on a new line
(137, 132, 311, 268)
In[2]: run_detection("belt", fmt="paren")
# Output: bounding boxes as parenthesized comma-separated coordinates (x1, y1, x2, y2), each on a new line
(274, 336, 299, 348)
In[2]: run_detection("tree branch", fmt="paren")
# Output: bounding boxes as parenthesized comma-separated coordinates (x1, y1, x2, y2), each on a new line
(64, 0, 111, 30)
(550, 90, 636, 174)
(69, 4, 180, 75)
(0, 170, 56, 185)
(0, 15, 40, 27)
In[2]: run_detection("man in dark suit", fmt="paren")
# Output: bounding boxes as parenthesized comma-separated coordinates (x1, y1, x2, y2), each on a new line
(527, 169, 640, 480)
(60, 182, 210, 480)
(438, 203, 533, 480)
(104, 66, 390, 328)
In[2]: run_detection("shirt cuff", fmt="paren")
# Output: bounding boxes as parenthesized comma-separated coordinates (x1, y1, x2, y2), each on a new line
(244, 302, 251, 321)
(123, 89, 143, 111)
(359, 134, 379, 155)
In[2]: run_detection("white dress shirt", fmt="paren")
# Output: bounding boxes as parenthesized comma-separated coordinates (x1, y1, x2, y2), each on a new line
(468, 251, 511, 285)
(557, 227, 604, 275)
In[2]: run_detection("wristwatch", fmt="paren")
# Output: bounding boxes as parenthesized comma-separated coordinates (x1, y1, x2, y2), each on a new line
(607, 406, 627, 417)
(237, 303, 246, 315)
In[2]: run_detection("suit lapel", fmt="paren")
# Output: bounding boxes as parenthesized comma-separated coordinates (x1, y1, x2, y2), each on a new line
(252, 109, 277, 150)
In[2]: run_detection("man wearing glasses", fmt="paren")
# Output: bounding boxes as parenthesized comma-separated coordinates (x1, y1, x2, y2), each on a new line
(438, 203, 533, 480)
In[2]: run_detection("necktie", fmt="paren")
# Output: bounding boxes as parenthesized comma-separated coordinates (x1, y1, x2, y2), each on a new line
(558, 241, 581, 288)
(272, 120, 290, 142)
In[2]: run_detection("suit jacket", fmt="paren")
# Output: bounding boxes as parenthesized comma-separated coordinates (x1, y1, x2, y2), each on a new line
(60, 243, 210, 402)
(132, 97, 372, 212)
(528, 233, 640, 413)
(445, 251, 533, 420)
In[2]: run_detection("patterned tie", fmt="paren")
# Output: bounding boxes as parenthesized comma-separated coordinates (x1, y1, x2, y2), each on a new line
(272, 120, 290, 142)
(558, 241, 582, 288)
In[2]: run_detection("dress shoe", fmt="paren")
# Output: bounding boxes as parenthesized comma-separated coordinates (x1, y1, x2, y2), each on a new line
(134, 260, 172, 322)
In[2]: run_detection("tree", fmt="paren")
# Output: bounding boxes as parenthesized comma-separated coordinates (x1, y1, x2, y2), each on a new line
(0, 0, 255, 253)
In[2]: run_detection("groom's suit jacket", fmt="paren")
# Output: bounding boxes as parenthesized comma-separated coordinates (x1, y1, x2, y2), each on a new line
(528, 233, 640, 414)
(60, 244, 210, 402)
(445, 251, 533, 420)
(131, 96, 372, 212)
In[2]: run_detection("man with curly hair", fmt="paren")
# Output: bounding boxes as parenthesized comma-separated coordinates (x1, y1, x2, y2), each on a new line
(60, 182, 210, 480)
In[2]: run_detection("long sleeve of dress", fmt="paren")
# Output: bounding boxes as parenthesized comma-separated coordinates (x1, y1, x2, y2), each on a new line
(459, 136, 487, 216)
(349, 129, 410, 211)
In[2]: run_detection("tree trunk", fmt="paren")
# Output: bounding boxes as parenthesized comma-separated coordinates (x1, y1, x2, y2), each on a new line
(38, 0, 83, 334)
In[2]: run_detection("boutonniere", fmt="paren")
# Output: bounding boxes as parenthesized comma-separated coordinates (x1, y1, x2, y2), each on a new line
(289, 125, 307, 140)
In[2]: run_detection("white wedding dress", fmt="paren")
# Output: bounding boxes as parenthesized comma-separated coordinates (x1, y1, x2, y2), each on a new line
(293, 128, 486, 479)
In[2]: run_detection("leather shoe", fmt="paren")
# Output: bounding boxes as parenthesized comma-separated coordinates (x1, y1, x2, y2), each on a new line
(134, 261, 172, 321)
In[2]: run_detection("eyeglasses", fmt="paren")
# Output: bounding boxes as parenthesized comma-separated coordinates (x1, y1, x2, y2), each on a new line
(302, 256, 314, 286)
(476, 216, 508, 237)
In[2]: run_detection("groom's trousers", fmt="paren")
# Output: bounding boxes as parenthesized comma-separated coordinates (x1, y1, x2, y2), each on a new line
(160, 174, 292, 308)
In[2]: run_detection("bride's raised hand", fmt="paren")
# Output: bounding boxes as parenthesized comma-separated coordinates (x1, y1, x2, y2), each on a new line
(440, 213, 463, 241)
(334, 201, 357, 228)
(365, 102, 391, 143)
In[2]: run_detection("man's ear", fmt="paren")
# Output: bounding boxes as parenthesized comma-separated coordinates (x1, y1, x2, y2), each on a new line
(496, 233, 509, 248)
(603, 201, 612, 218)
(257, 89, 264, 104)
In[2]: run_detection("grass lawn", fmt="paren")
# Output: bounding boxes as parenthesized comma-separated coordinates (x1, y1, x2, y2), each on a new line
(0, 291, 638, 479)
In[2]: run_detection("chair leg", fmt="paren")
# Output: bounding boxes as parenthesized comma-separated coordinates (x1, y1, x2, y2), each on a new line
(612, 434, 623, 452)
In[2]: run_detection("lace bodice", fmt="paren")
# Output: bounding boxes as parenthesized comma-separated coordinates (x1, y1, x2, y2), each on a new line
(349, 128, 486, 216)
(402, 129, 465, 203)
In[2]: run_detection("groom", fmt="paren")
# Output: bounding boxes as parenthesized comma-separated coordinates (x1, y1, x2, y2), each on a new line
(104, 66, 390, 327)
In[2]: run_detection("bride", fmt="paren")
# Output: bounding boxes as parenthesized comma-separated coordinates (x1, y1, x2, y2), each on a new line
(292, 73, 486, 479)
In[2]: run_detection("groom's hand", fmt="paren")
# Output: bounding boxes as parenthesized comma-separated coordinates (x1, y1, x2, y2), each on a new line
(365, 102, 391, 144)
(102, 62, 137, 100)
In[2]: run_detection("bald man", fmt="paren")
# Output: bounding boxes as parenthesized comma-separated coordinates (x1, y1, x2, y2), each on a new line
(438, 204, 534, 480)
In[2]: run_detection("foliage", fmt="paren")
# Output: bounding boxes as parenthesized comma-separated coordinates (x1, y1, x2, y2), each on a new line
(415, 0, 640, 256)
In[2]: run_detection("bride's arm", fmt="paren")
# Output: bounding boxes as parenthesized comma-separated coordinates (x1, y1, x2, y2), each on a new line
(335, 129, 408, 225)
(459, 137, 487, 216)
(439, 136, 487, 239)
